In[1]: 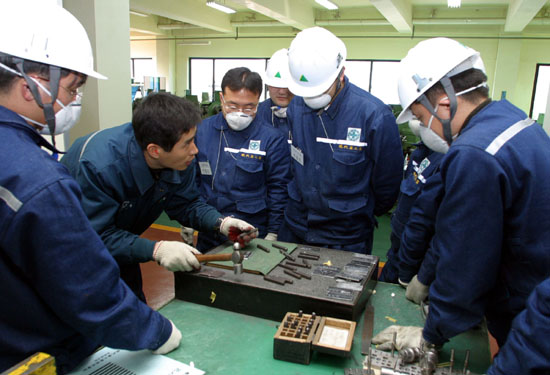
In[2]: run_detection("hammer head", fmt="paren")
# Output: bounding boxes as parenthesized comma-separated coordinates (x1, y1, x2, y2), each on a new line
(231, 244, 244, 274)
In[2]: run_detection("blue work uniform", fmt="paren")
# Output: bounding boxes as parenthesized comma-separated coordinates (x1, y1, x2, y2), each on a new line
(279, 76, 403, 253)
(195, 113, 291, 251)
(379, 143, 443, 283)
(488, 277, 550, 375)
(256, 98, 291, 140)
(0, 107, 171, 374)
(422, 100, 550, 347)
(61, 123, 222, 300)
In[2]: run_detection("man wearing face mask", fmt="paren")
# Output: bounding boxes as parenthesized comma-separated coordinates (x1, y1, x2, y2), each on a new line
(278, 27, 403, 254)
(194, 67, 291, 250)
(256, 48, 294, 140)
(373, 37, 550, 355)
(379, 119, 444, 286)
(0, 1, 183, 373)
(61, 92, 257, 301)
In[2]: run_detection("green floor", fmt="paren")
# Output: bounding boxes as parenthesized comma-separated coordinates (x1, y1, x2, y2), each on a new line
(154, 212, 392, 262)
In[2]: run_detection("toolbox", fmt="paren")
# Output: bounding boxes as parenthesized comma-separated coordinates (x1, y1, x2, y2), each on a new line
(273, 311, 357, 364)
(175, 240, 378, 322)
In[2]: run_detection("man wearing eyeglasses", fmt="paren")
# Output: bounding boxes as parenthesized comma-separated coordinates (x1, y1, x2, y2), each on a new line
(194, 67, 291, 250)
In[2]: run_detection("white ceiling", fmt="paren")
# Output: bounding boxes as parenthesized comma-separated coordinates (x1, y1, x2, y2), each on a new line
(129, 0, 550, 38)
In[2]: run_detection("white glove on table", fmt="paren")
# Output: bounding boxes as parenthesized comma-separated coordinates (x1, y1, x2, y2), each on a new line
(152, 320, 182, 355)
(264, 232, 278, 241)
(180, 226, 195, 245)
(406, 275, 430, 305)
(153, 241, 201, 272)
(372, 325, 423, 351)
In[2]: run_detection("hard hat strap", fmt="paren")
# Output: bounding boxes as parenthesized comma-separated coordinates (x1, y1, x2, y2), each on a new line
(12, 58, 61, 147)
(417, 76, 457, 146)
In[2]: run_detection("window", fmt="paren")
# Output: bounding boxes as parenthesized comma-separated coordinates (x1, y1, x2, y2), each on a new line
(130, 58, 154, 83)
(190, 58, 268, 102)
(530, 64, 550, 124)
(189, 58, 399, 105)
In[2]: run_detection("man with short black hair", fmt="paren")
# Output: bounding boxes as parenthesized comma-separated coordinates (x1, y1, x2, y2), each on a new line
(194, 67, 291, 250)
(61, 92, 256, 301)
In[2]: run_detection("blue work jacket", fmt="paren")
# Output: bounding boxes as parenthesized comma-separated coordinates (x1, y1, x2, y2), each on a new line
(256, 98, 291, 140)
(422, 100, 550, 347)
(61, 123, 221, 297)
(282, 76, 403, 251)
(0, 107, 171, 374)
(195, 113, 291, 249)
(380, 143, 443, 283)
(488, 277, 550, 375)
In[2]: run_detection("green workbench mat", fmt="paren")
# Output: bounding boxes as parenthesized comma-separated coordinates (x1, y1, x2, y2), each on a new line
(207, 239, 298, 275)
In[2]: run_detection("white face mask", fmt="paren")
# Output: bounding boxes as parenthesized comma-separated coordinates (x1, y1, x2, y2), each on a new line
(27, 77, 82, 135)
(418, 103, 450, 153)
(226, 112, 254, 131)
(304, 93, 332, 110)
(408, 119, 422, 137)
(271, 106, 287, 118)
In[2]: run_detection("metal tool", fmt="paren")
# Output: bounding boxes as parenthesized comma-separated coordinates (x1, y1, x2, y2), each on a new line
(272, 243, 288, 251)
(264, 274, 293, 285)
(279, 248, 297, 262)
(420, 349, 438, 375)
(449, 349, 454, 374)
(292, 269, 312, 280)
(399, 347, 423, 363)
(257, 243, 271, 253)
(194, 247, 244, 274)
(283, 269, 302, 279)
(361, 304, 375, 355)
(286, 260, 311, 268)
(463, 349, 470, 374)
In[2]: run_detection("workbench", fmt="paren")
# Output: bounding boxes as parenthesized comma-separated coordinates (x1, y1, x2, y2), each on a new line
(160, 282, 492, 374)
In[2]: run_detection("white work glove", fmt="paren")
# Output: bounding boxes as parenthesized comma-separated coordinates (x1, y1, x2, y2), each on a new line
(152, 320, 182, 355)
(219, 217, 257, 245)
(398, 278, 409, 288)
(264, 232, 278, 241)
(153, 241, 201, 272)
(180, 226, 195, 245)
(406, 275, 430, 305)
(372, 325, 423, 351)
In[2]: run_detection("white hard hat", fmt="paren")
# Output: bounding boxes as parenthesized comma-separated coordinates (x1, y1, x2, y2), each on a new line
(396, 37, 484, 124)
(287, 27, 346, 97)
(263, 48, 290, 88)
(0, 0, 106, 80)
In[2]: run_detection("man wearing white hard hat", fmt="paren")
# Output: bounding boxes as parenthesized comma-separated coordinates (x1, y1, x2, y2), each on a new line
(257, 48, 294, 140)
(279, 26, 403, 254)
(372, 37, 550, 357)
(0, 1, 182, 373)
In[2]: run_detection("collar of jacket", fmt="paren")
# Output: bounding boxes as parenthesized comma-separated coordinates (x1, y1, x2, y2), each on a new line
(127, 129, 184, 195)
(212, 111, 258, 137)
(0, 105, 61, 155)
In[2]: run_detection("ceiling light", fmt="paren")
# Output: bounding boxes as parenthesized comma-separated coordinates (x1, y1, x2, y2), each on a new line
(315, 0, 338, 10)
(177, 40, 212, 46)
(206, 0, 236, 14)
(129, 10, 149, 17)
(447, 0, 461, 8)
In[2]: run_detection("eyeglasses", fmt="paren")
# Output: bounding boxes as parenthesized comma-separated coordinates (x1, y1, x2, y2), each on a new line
(30, 76, 83, 100)
(221, 96, 257, 115)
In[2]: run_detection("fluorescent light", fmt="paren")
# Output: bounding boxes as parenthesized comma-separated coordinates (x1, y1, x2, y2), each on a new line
(130, 10, 149, 17)
(177, 40, 212, 46)
(206, 0, 236, 14)
(448, 0, 461, 8)
(315, 0, 338, 10)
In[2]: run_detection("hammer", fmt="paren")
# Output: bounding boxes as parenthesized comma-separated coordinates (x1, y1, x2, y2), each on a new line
(194, 244, 244, 274)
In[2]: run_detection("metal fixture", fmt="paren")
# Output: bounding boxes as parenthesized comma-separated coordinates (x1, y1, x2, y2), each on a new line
(206, 0, 236, 14)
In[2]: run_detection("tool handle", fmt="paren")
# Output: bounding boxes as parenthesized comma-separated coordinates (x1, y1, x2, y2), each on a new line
(195, 253, 233, 262)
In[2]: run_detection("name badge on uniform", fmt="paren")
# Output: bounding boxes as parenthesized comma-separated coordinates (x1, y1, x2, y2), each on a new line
(417, 157, 430, 174)
(199, 161, 213, 175)
(291, 144, 304, 166)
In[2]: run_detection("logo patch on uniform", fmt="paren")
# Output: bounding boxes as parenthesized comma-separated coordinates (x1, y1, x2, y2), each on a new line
(275, 72, 281, 78)
(249, 140, 261, 151)
(347, 128, 361, 142)
(300, 74, 308, 82)
(417, 157, 431, 174)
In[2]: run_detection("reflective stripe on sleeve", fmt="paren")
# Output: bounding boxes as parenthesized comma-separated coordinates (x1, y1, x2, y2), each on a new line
(0, 185, 22, 212)
(485, 118, 535, 156)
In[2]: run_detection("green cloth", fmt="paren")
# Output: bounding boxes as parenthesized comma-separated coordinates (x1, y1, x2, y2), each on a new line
(208, 239, 298, 275)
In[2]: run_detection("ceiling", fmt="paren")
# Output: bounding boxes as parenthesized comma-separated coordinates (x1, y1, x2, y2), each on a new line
(129, 0, 550, 40)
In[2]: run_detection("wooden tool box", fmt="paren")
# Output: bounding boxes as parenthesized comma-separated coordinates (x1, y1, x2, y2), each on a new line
(273, 311, 356, 364)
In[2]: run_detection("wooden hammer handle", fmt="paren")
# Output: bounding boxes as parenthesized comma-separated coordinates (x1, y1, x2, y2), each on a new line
(195, 253, 233, 262)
